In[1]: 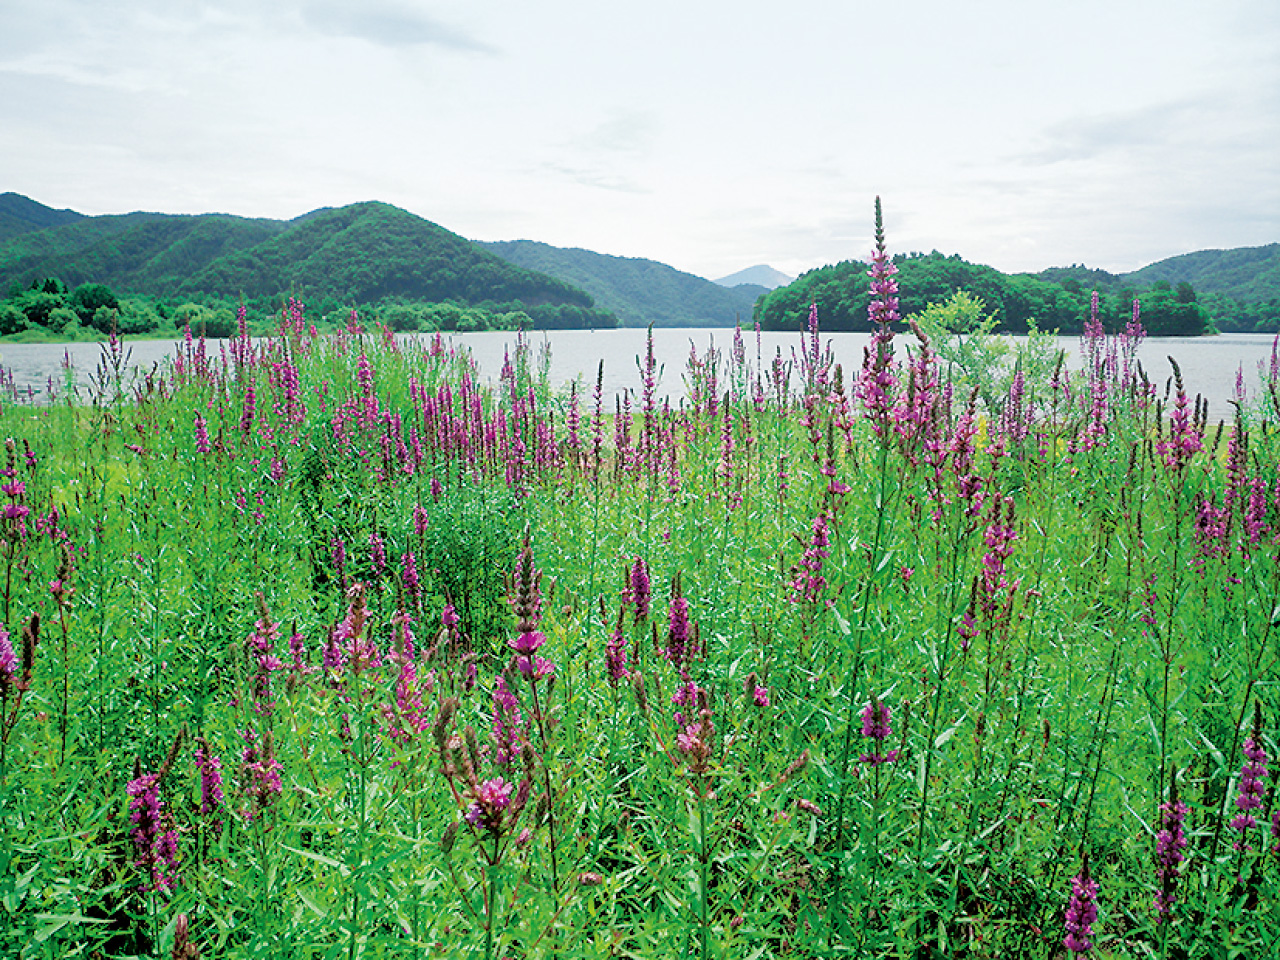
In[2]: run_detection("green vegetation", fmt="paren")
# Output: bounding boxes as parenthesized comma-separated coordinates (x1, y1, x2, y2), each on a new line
(756, 250, 1229, 336)
(0, 197, 618, 335)
(482, 239, 765, 327)
(2, 243, 1280, 955)
(1046, 244, 1280, 333)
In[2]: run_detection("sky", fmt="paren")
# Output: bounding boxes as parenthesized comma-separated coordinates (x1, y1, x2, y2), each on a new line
(2, 0, 1278, 282)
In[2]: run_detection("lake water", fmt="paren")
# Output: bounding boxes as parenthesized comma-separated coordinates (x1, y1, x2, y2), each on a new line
(3, 328, 1276, 421)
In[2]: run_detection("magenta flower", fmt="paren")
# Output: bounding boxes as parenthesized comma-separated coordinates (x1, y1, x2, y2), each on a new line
(194, 414, 211, 454)
(194, 739, 225, 838)
(509, 628, 546, 657)
(664, 574, 696, 673)
(1230, 734, 1269, 848)
(605, 605, 629, 686)
(855, 198, 899, 434)
(754, 684, 770, 708)
(490, 676, 525, 767)
(790, 509, 831, 606)
(1063, 858, 1099, 955)
(0, 628, 16, 692)
(629, 557, 651, 623)
(859, 696, 899, 766)
(240, 728, 283, 819)
(1155, 362, 1203, 473)
(127, 771, 179, 893)
(441, 603, 459, 629)
(465, 776, 515, 835)
(1154, 776, 1188, 922)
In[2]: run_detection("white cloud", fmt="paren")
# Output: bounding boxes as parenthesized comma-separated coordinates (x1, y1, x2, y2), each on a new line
(0, 0, 1276, 278)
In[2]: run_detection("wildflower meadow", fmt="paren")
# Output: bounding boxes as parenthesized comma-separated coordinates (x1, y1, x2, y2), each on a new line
(2, 202, 1280, 958)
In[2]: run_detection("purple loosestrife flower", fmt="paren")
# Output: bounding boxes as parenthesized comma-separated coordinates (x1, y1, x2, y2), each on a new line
(368, 533, 387, 582)
(978, 495, 1019, 628)
(892, 320, 941, 459)
(384, 615, 429, 745)
(675, 707, 716, 781)
(490, 676, 525, 767)
(194, 414, 211, 455)
(239, 381, 256, 439)
(240, 728, 283, 820)
(1156, 360, 1203, 474)
(1231, 724, 1269, 850)
(591, 361, 605, 483)
(1243, 477, 1270, 556)
(859, 696, 899, 766)
(629, 557, 651, 623)
(790, 509, 831, 606)
(605, 603, 629, 686)
(0, 628, 16, 693)
(664, 573, 696, 674)
(1063, 858, 1100, 955)
(1193, 495, 1231, 568)
(465, 776, 515, 836)
(856, 198, 900, 435)
(1154, 772, 1188, 923)
(400, 550, 421, 611)
(330, 537, 348, 590)
(508, 533, 554, 680)
(246, 594, 283, 718)
(334, 583, 380, 674)
(747, 674, 770, 708)
(127, 769, 180, 893)
(194, 739, 225, 839)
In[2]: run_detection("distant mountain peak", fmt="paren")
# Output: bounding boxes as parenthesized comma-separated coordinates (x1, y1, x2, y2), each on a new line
(713, 265, 793, 290)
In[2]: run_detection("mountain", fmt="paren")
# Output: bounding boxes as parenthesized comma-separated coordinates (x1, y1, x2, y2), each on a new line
(757, 249, 1221, 337)
(714, 264, 793, 290)
(177, 203, 597, 307)
(1118, 244, 1280, 304)
(481, 239, 765, 327)
(0, 197, 612, 324)
(0, 193, 86, 243)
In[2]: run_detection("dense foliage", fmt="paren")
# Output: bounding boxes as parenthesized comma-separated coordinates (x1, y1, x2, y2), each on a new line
(483, 240, 766, 327)
(2, 216, 1280, 957)
(0, 198, 618, 333)
(755, 251, 1222, 336)
(0, 191, 87, 243)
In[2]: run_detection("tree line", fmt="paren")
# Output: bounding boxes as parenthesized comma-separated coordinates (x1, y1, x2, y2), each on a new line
(753, 251, 1243, 336)
(0, 278, 617, 340)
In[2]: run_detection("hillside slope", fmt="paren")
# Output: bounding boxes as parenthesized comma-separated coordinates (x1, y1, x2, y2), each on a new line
(483, 239, 765, 326)
(0, 197, 612, 323)
(0, 193, 87, 243)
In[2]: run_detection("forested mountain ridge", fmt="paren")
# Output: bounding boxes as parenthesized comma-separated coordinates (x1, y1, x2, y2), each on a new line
(2, 192, 1275, 336)
(0, 192, 87, 242)
(1039, 244, 1280, 304)
(757, 244, 1280, 336)
(0, 196, 617, 333)
(481, 239, 766, 327)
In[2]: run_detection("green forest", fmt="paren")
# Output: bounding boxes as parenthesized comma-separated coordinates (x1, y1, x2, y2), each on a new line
(0, 198, 618, 338)
(2, 192, 1278, 339)
(754, 250, 1279, 336)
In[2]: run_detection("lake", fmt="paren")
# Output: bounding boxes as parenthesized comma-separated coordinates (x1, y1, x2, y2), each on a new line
(2, 328, 1276, 420)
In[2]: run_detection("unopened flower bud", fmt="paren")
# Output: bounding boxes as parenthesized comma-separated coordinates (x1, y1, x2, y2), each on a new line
(441, 821, 458, 854)
(782, 749, 810, 782)
(632, 673, 649, 714)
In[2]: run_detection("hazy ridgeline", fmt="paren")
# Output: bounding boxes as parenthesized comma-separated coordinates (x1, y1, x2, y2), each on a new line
(3, 250, 1280, 959)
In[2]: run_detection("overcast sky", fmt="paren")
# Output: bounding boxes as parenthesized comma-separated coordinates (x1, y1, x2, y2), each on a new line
(2, 0, 1277, 281)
